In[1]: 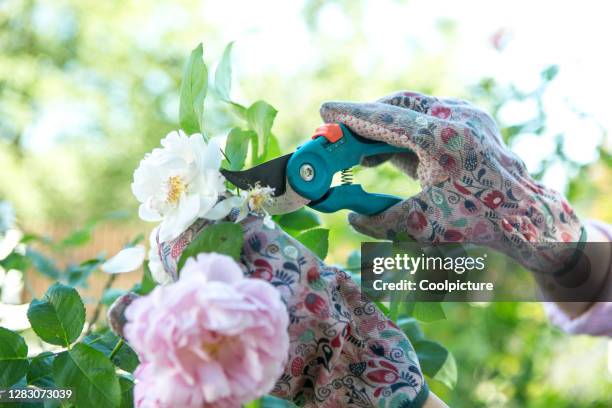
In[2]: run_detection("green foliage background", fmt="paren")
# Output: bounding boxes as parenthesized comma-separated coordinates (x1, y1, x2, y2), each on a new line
(0, 1, 611, 407)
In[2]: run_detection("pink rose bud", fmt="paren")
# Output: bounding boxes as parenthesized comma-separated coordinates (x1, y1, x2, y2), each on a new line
(124, 253, 290, 408)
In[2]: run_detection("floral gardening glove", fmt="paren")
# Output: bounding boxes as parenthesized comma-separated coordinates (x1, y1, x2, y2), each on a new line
(157, 214, 429, 408)
(320, 91, 584, 274)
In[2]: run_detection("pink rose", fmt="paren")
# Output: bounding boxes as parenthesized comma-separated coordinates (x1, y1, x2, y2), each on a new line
(124, 253, 290, 408)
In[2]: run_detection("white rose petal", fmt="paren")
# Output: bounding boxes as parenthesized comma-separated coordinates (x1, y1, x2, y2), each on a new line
(1, 269, 23, 304)
(205, 196, 245, 220)
(101, 245, 146, 274)
(230, 184, 276, 224)
(0, 303, 30, 331)
(262, 214, 276, 229)
(148, 226, 171, 284)
(0, 229, 23, 261)
(148, 257, 169, 285)
(158, 192, 200, 242)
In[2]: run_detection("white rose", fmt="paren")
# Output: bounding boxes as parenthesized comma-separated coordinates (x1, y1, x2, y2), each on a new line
(131, 130, 228, 242)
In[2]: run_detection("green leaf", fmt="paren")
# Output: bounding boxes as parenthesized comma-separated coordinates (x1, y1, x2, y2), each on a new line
(179, 43, 208, 135)
(27, 283, 86, 346)
(25, 248, 60, 280)
(111, 344, 139, 374)
(388, 291, 402, 322)
(295, 228, 329, 259)
(0, 327, 29, 387)
(134, 262, 157, 296)
(414, 340, 457, 389)
(262, 133, 281, 162)
(0, 252, 29, 271)
(118, 375, 134, 408)
(177, 222, 244, 272)
(224, 128, 255, 171)
(275, 208, 320, 231)
(67, 257, 104, 287)
(20, 233, 53, 246)
(346, 250, 361, 273)
(84, 331, 139, 373)
(541, 64, 559, 81)
(53, 343, 121, 408)
(27, 351, 55, 388)
(397, 317, 425, 343)
(404, 302, 446, 323)
(60, 226, 93, 248)
(246, 100, 277, 163)
(215, 41, 234, 102)
(230, 101, 248, 119)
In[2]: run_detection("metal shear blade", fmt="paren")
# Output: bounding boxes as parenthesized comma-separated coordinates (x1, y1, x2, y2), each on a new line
(220, 154, 311, 215)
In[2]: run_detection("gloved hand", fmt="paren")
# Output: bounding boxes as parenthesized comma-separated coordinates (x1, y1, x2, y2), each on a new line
(320, 91, 584, 273)
(155, 214, 429, 408)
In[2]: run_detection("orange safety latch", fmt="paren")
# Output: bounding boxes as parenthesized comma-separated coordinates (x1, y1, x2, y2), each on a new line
(311, 123, 343, 143)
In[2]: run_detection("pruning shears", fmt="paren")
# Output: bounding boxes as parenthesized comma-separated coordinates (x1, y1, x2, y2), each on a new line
(221, 123, 410, 215)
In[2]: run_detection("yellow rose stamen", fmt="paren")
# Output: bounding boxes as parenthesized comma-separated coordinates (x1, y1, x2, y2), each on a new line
(202, 335, 237, 358)
(247, 183, 275, 213)
(166, 175, 186, 204)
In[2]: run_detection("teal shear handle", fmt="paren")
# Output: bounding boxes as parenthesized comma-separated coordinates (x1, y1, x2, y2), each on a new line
(286, 123, 410, 215)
